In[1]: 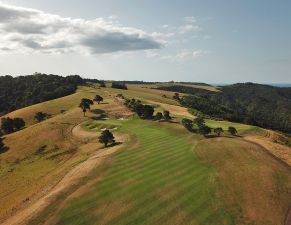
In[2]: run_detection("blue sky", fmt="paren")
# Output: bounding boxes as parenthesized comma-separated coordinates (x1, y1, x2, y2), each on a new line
(0, 0, 290, 83)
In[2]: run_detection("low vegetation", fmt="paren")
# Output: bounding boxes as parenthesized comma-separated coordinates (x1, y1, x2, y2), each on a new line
(112, 81, 128, 90)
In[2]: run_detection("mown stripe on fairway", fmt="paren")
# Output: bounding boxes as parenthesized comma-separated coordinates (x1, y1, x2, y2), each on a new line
(54, 119, 232, 225)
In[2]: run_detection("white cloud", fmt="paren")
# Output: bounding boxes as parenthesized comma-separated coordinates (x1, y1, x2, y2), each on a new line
(0, 2, 164, 54)
(178, 24, 199, 34)
(161, 49, 209, 62)
(183, 16, 196, 23)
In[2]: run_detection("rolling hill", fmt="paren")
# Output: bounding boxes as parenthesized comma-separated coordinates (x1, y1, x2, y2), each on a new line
(0, 83, 290, 225)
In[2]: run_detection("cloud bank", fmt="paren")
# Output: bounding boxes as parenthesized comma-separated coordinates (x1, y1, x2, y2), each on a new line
(0, 2, 163, 54)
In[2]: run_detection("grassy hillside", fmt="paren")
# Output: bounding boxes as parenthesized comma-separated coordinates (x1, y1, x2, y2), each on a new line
(1, 83, 290, 225)
(39, 118, 290, 225)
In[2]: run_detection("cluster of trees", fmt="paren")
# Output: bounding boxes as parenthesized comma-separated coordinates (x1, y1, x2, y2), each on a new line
(111, 82, 128, 90)
(181, 117, 237, 137)
(124, 98, 172, 121)
(1, 117, 25, 134)
(0, 73, 85, 115)
(78, 95, 104, 116)
(158, 83, 291, 133)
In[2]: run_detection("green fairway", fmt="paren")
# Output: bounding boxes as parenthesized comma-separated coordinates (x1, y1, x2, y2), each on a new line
(53, 119, 232, 225)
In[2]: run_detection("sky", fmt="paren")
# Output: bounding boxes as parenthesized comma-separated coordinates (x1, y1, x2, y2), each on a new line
(0, 0, 290, 83)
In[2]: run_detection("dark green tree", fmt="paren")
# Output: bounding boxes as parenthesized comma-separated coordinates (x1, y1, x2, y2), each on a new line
(1, 117, 14, 134)
(12, 118, 25, 131)
(228, 127, 238, 136)
(94, 95, 104, 104)
(34, 112, 48, 122)
(163, 111, 172, 121)
(0, 138, 4, 151)
(193, 116, 205, 127)
(154, 112, 163, 121)
(199, 125, 212, 137)
(98, 130, 115, 147)
(79, 98, 93, 116)
(214, 127, 224, 136)
(142, 105, 154, 119)
(181, 118, 193, 131)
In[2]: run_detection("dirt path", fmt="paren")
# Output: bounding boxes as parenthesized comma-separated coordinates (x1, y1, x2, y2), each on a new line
(1, 123, 125, 225)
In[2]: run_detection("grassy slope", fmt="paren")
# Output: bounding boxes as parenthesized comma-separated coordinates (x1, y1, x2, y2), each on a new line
(51, 119, 291, 225)
(1, 83, 290, 225)
(51, 119, 233, 225)
(0, 86, 105, 220)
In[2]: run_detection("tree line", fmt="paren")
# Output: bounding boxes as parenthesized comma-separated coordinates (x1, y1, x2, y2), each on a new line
(181, 117, 237, 137)
(158, 83, 291, 133)
(0, 73, 85, 115)
(124, 98, 172, 121)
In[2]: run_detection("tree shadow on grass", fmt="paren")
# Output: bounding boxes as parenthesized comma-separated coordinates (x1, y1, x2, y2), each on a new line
(98, 141, 122, 150)
(90, 109, 106, 114)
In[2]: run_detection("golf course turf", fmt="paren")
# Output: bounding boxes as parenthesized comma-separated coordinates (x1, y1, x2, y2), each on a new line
(53, 118, 232, 225)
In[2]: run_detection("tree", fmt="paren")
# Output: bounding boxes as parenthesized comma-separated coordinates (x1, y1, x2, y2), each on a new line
(214, 127, 224, 136)
(0, 137, 4, 151)
(98, 130, 115, 147)
(163, 111, 172, 121)
(154, 112, 163, 121)
(79, 98, 93, 116)
(193, 116, 205, 127)
(12, 118, 25, 131)
(199, 125, 212, 137)
(34, 112, 48, 122)
(100, 81, 106, 87)
(142, 105, 154, 119)
(181, 118, 193, 131)
(1, 117, 14, 134)
(228, 127, 238, 136)
(173, 93, 180, 100)
(94, 95, 103, 104)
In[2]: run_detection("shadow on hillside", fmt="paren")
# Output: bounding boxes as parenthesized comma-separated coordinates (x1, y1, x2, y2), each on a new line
(91, 113, 108, 121)
(98, 141, 122, 150)
(90, 109, 106, 114)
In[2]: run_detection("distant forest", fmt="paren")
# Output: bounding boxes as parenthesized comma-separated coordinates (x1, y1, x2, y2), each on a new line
(158, 83, 291, 133)
(0, 74, 86, 115)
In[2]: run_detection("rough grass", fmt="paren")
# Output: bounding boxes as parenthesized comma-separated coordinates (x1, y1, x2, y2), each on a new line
(195, 137, 291, 225)
(0, 86, 115, 220)
(52, 119, 232, 225)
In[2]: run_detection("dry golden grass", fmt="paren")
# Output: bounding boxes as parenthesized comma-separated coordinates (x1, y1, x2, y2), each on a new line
(153, 82, 221, 92)
(195, 137, 291, 225)
(0, 85, 131, 222)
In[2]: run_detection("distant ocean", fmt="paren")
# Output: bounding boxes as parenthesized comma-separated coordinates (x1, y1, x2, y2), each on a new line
(210, 83, 291, 87)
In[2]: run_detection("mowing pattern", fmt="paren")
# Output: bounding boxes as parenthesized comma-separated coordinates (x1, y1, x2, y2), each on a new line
(54, 120, 232, 225)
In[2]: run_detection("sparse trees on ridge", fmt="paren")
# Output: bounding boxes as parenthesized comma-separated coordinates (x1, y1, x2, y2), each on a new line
(79, 98, 93, 117)
(98, 130, 115, 147)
